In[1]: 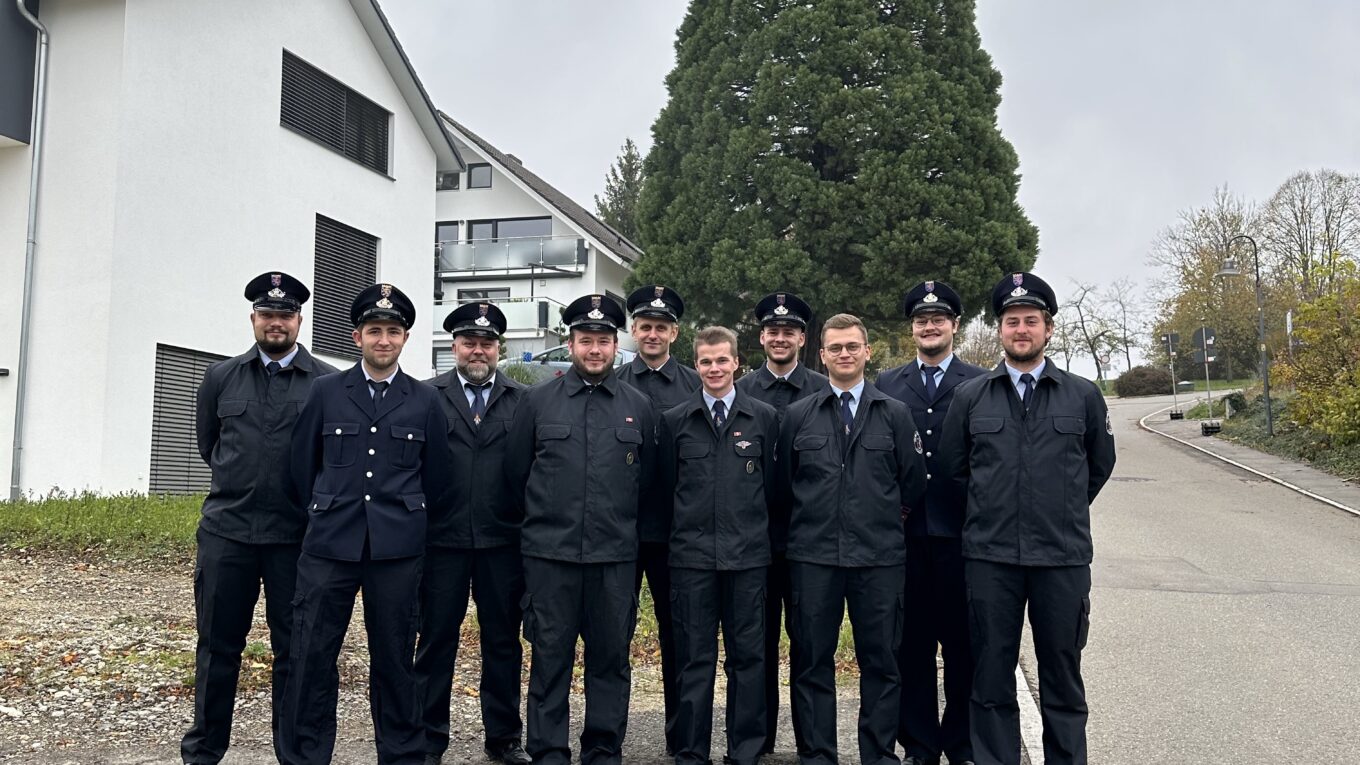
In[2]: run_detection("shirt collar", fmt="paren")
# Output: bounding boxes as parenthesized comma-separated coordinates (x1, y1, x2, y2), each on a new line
(1005, 359, 1046, 387)
(764, 361, 801, 384)
(632, 355, 676, 381)
(258, 345, 300, 369)
(828, 378, 866, 403)
(456, 371, 495, 390)
(362, 363, 400, 385)
(702, 387, 737, 414)
(919, 353, 953, 375)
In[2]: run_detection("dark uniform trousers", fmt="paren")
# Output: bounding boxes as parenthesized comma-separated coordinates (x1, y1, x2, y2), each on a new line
(937, 362, 1115, 765)
(617, 355, 700, 753)
(735, 363, 828, 754)
(521, 557, 637, 765)
(876, 356, 986, 763)
(185, 529, 300, 764)
(966, 561, 1091, 765)
(281, 366, 452, 765)
(780, 384, 927, 765)
(183, 345, 336, 765)
(415, 372, 526, 758)
(789, 563, 904, 765)
(414, 546, 524, 754)
(671, 567, 767, 765)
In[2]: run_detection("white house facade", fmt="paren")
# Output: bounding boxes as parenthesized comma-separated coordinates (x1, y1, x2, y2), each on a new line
(431, 115, 641, 371)
(0, 0, 463, 496)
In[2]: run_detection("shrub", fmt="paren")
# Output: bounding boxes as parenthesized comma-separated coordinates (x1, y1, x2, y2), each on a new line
(1114, 365, 1173, 397)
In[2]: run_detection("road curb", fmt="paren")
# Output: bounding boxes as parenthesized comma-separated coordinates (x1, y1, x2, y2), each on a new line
(1136, 405, 1360, 519)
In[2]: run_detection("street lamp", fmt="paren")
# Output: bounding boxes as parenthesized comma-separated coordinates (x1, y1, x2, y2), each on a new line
(1215, 234, 1274, 437)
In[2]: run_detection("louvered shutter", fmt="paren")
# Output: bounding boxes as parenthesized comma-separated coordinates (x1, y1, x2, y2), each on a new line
(280, 50, 390, 175)
(149, 344, 228, 495)
(312, 214, 378, 359)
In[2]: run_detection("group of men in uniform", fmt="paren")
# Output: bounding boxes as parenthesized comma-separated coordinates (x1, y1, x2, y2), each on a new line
(182, 267, 1115, 765)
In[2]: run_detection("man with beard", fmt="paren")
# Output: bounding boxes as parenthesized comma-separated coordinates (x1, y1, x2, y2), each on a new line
(778, 313, 928, 765)
(183, 272, 336, 765)
(283, 283, 452, 765)
(415, 302, 529, 765)
(876, 281, 984, 765)
(615, 285, 701, 755)
(733, 291, 827, 755)
(658, 326, 778, 765)
(505, 294, 658, 765)
(937, 273, 1116, 765)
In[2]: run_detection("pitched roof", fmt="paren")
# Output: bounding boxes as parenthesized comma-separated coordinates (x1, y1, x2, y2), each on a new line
(348, 0, 464, 172)
(439, 113, 643, 265)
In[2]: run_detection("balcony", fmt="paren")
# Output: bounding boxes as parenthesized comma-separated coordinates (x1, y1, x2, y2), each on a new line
(437, 235, 586, 275)
(431, 296, 567, 339)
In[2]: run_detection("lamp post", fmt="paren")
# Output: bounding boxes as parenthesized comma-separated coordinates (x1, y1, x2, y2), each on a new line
(1216, 234, 1274, 437)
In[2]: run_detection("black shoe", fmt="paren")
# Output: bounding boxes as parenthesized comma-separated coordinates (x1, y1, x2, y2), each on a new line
(484, 741, 533, 765)
(903, 757, 941, 765)
(422, 755, 442, 765)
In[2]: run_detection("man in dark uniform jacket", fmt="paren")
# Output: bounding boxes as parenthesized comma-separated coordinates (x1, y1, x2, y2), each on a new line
(876, 281, 985, 765)
(733, 291, 828, 755)
(937, 273, 1116, 765)
(615, 285, 701, 755)
(415, 302, 529, 765)
(505, 294, 658, 765)
(282, 283, 452, 765)
(778, 313, 928, 765)
(658, 326, 779, 765)
(182, 273, 337, 765)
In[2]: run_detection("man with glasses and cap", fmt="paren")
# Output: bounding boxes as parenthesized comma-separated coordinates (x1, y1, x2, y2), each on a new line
(876, 280, 986, 765)
(415, 302, 530, 765)
(182, 273, 336, 765)
(615, 284, 701, 755)
(282, 283, 452, 765)
(733, 291, 828, 756)
(505, 294, 658, 765)
(937, 273, 1116, 765)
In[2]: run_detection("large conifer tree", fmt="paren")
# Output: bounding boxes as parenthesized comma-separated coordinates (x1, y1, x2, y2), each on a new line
(635, 0, 1038, 333)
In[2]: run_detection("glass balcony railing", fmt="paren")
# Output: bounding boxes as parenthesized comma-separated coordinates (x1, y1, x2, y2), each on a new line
(437, 236, 585, 273)
(431, 297, 567, 334)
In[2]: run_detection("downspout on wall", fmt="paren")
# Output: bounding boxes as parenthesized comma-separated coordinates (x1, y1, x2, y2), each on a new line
(10, 0, 49, 501)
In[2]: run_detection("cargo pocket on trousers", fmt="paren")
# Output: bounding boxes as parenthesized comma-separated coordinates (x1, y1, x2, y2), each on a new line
(519, 592, 535, 643)
(1076, 596, 1091, 650)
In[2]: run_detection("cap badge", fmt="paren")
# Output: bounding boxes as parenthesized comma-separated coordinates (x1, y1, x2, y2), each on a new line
(1012, 273, 1024, 286)
(1010, 286, 1029, 297)
(474, 316, 491, 327)
(773, 305, 789, 316)
(925, 281, 935, 292)
(587, 308, 605, 320)
(271, 274, 282, 287)
(922, 293, 939, 303)
(376, 284, 394, 309)
(267, 287, 286, 299)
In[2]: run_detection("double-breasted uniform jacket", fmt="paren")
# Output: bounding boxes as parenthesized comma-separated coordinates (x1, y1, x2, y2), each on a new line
(425, 371, 525, 550)
(875, 357, 987, 538)
(289, 364, 452, 561)
(196, 344, 338, 544)
(504, 367, 659, 564)
(734, 362, 830, 550)
(776, 382, 929, 567)
(659, 390, 780, 571)
(937, 361, 1117, 566)
(616, 355, 701, 544)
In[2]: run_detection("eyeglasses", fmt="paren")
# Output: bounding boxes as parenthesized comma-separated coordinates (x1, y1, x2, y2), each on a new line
(823, 343, 864, 356)
(911, 315, 952, 328)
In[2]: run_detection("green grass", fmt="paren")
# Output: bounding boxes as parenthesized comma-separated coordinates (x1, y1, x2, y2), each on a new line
(0, 491, 200, 556)
(1215, 393, 1360, 481)
(1182, 378, 1253, 392)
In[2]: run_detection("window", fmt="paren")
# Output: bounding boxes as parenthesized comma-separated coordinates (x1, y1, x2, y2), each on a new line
(466, 217, 551, 241)
(312, 214, 378, 360)
(468, 163, 492, 189)
(433, 348, 455, 375)
(280, 50, 391, 175)
(458, 288, 510, 301)
(149, 344, 229, 495)
(436, 171, 460, 191)
(435, 221, 459, 245)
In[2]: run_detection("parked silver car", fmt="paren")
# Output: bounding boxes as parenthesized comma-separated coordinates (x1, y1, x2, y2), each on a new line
(503, 344, 637, 384)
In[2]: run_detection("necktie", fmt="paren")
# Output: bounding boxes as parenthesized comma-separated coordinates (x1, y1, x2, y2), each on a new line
(369, 380, 389, 403)
(467, 382, 489, 425)
(921, 365, 938, 399)
(266, 361, 281, 377)
(1020, 373, 1035, 412)
(713, 399, 727, 430)
(839, 391, 854, 436)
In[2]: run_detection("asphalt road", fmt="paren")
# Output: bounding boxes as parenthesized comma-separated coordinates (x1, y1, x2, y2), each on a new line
(1072, 394, 1360, 760)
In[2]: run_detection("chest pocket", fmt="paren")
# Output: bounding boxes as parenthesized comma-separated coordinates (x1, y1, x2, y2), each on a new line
(678, 440, 710, 459)
(793, 433, 831, 475)
(616, 427, 644, 469)
(969, 417, 1005, 436)
(391, 425, 425, 470)
(860, 433, 894, 451)
(733, 438, 761, 476)
(1052, 416, 1085, 436)
(218, 399, 248, 419)
(324, 422, 360, 467)
(214, 399, 251, 462)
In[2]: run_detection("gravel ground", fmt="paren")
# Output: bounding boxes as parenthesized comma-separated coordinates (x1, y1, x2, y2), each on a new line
(0, 550, 884, 764)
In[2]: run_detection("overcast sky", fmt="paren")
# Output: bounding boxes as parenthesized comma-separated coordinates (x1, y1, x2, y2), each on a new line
(384, 0, 1360, 334)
